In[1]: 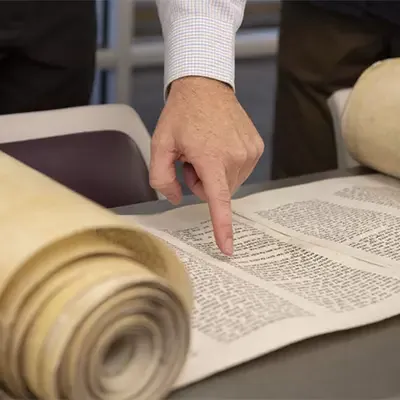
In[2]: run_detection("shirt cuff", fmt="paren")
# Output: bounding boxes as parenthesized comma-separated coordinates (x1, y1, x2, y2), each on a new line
(163, 16, 236, 98)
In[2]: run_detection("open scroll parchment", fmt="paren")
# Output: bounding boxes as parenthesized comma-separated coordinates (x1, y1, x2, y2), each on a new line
(127, 173, 400, 392)
(0, 151, 192, 400)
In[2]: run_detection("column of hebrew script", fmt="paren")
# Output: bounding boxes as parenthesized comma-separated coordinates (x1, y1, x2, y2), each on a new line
(125, 202, 400, 388)
(233, 174, 400, 270)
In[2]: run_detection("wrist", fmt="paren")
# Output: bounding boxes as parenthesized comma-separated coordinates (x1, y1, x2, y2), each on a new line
(170, 76, 234, 96)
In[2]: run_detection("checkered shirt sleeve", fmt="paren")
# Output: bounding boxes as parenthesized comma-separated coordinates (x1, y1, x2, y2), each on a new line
(156, 0, 247, 94)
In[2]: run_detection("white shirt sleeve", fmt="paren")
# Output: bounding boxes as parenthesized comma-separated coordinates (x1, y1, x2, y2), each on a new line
(156, 0, 247, 94)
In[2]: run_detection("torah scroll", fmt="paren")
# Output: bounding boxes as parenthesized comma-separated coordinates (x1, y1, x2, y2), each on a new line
(342, 58, 400, 178)
(0, 151, 192, 400)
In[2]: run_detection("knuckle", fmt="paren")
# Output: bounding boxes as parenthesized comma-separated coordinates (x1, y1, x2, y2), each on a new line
(217, 184, 231, 197)
(216, 194, 231, 207)
(149, 176, 161, 190)
(257, 136, 265, 151)
(149, 173, 163, 187)
(214, 184, 232, 203)
(230, 147, 248, 164)
(151, 131, 172, 152)
(150, 176, 175, 190)
(247, 144, 259, 160)
(254, 136, 265, 158)
(151, 136, 164, 152)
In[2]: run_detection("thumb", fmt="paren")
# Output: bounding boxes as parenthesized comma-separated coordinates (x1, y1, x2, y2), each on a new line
(149, 136, 182, 204)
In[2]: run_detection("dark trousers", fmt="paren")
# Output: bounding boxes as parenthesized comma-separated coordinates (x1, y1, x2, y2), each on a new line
(270, 0, 400, 179)
(0, 0, 96, 115)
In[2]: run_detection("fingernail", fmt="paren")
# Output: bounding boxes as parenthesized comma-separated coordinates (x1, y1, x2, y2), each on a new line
(224, 238, 233, 256)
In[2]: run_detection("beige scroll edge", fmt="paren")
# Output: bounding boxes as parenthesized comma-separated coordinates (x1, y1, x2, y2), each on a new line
(341, 58, 400, 179)
(0, 151, 192, 400)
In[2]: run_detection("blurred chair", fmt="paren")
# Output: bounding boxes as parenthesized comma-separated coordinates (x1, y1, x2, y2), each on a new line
(0, 104, 161, 208)
(327, 88, 360, 170)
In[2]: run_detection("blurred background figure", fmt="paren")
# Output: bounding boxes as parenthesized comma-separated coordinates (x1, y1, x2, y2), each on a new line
(0, 0, 96, 115)
(9, 0, 399, 184)
(271, 0, 400, 179)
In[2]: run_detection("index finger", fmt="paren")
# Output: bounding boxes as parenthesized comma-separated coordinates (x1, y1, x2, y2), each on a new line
(194, 160, 233, 256)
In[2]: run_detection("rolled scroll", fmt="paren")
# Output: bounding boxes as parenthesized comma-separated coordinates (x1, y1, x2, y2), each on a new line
(0, 151, 192, 400)
(341, 58, 400, 178)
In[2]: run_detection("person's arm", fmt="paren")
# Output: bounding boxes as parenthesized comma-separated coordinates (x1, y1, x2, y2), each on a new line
(156, 0, 247, 93)
(151, 0, 264, 256)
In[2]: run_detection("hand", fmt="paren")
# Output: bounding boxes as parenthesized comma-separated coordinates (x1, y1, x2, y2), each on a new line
(149, 77, 264, 255)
